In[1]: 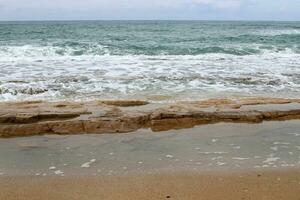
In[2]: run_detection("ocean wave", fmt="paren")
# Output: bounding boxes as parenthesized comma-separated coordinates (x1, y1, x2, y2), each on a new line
(1, 21, 300, 101)
(255, 29, 300, 36)
(0, 51, 299, 101)
(0, 43, 111, 57)
(0, 44, 299, 58)
(0, 84, 49, 95)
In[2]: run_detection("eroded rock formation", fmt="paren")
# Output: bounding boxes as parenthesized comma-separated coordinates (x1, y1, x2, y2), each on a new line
(0, 98, 300, 137)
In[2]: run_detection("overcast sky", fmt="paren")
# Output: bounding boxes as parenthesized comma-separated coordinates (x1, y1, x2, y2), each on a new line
(0, 0, 299, 21)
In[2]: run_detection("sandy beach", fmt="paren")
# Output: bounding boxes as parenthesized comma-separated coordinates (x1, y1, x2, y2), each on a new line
(1, 169, 300, 200)
(0, 116, 299, 199)
(0, 96, 300, 200)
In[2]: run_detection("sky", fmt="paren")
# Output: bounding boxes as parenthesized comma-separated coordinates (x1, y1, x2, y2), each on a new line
(0, 0, 299, 21)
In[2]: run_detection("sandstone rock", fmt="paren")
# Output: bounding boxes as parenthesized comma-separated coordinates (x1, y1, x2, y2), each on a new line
(0, 98, 300, 137)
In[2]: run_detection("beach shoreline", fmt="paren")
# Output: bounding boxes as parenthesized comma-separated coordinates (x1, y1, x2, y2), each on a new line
(0, 114, 299, 199)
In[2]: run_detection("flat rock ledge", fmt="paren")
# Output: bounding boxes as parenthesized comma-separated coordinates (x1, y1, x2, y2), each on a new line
(1, 97, 300, 137)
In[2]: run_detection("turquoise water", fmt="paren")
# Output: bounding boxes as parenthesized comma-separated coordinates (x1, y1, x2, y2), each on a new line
(0, 21, 300, 101)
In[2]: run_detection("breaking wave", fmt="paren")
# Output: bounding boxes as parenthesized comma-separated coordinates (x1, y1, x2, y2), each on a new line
(0, 21, 300, 101)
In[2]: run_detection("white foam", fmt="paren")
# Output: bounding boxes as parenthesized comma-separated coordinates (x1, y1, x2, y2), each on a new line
(49, 166, 56, 170)
(165, 155, 174, 158)
(232, 157, 250, 160)
(211, 139, 218, 143)
(54, 170, 64, 175)
(81, 159, 96, 168)
(198, 151, 228, 155)
(256, 29, 300, 36)
(273, 142, 290, 145)
(288, 133, 300, 137)
(1, 51, 300, 101)
(211, 156, 223, 160)
(263, 157, 280, 163)
(81, 162, 91, 168)
(217, 161, 226, 166)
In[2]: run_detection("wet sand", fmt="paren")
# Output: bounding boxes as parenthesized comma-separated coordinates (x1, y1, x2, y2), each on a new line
(0, 120, 299, 199)
(1, 169, 300, 200)
(0, 120, 300, 176)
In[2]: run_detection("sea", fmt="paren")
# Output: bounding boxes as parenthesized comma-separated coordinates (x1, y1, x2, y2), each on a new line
(0, 20, 299, 102)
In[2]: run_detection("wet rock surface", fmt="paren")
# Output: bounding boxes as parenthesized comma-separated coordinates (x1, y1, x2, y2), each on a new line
(0, 98, 300, 137)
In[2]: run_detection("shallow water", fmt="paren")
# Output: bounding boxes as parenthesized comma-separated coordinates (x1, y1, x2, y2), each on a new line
(0, 120, 299, 176)
(0, 21, 300, 101)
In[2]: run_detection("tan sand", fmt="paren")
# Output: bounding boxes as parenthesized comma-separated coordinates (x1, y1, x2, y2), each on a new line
(1, 169, 299, 200)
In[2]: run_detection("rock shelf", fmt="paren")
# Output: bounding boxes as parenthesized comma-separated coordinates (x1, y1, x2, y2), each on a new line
(0, 98, 300, 137)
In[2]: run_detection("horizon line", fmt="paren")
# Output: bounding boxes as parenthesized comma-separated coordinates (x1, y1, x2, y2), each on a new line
(0, 19, 300, 22)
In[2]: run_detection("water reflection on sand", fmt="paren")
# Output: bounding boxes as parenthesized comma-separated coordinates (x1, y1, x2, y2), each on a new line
(0, 120, 299, 176)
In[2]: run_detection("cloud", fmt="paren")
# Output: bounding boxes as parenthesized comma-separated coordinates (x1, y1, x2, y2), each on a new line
(1, 0, 243, 10)
(0, 0, 299, 20)
(190, 0, 242, 9)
